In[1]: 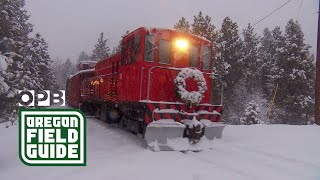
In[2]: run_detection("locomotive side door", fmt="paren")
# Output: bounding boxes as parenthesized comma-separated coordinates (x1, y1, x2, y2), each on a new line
(121, 33, 141, 101)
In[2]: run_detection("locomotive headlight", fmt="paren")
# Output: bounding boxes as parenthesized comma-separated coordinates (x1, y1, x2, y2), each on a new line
(175, 39, 189, 50)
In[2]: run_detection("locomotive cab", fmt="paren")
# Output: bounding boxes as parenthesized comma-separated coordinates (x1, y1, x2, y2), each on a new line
(120, 28, 220, 106)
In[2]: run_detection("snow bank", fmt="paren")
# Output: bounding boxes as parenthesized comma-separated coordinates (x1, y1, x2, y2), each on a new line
(0, 119, 320, 180)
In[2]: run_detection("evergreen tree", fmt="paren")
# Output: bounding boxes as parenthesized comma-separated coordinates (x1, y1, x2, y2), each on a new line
(0, 0, 59, 119)
(0, 53, 9, 94)
(59, 58, 76, 89)
(242, 23, 259, 90)
(0, 0, 40, 116)
(191, 11, 216, 43)
(258, 26, 285, 108)
(112, 30, 129, 54)
(240, 100, 261, 125)
(52, 57, 65, 89)
(174, 17, 190, 34)
(77, 51, 90, 64)
(0, 0, 35, 95)
(215, 17, 243, 123)
(0, 40, 16, 115)
(29, 33, 58, 90)
(275, 20, 315, 124)
(0, 0, 32, 47)
(259, 28, 275, 98)
(215, 17, 243, 90)
(264, 27, 286, 102)
(91, 32, 110, 61)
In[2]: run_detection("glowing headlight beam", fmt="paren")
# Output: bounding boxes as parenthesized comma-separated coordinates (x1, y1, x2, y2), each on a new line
(175, 39, 189, 50)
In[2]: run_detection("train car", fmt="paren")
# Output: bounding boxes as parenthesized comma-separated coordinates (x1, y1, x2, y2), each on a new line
(66, 62, 95, 108)
(67, 27, 225, 151)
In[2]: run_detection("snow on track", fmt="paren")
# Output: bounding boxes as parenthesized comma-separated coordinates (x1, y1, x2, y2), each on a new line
(0, 117, 319, 180)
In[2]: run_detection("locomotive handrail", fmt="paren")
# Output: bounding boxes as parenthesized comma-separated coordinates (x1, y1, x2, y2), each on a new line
(140, 67, 144, 100)
(146, 66, 215, 100)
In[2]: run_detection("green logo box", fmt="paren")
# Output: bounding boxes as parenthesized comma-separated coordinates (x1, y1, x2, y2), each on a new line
(19, 108, 86, 166)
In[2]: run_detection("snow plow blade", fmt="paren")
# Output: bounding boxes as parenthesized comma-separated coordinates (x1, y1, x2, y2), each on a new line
(145, 120, 225, 151)
(200, 120, 225, 140)
(145, 120, 186, 151)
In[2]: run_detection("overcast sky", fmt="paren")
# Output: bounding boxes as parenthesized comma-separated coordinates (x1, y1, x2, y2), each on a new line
(25, 0, 318, 62)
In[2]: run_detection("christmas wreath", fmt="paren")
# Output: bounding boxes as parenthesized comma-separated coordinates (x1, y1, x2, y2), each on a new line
(174, 68, 207, 105)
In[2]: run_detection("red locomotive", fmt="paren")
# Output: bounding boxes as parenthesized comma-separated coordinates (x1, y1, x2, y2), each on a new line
(67, 27, 224, 151)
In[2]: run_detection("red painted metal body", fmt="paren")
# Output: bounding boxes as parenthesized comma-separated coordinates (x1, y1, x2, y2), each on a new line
(67, 27, 223, 126)
(66, 69, 95, 108)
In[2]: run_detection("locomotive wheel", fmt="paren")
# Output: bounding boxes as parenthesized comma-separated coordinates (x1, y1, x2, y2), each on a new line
(80, 103, 97, 116)
(120, 110, 142, 135)
(106, 108, 121, 124)
(95, 106, 101, 119)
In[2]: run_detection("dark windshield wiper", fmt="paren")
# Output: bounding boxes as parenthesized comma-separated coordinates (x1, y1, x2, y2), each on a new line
(147, 39, 156, 47)
(146, 46, 157, 54)
(202, 50, 210, 57)
(146, 39, 157, 54)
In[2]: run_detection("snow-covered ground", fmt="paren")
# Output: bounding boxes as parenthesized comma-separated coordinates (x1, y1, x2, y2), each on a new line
(0, 117, 320, 180)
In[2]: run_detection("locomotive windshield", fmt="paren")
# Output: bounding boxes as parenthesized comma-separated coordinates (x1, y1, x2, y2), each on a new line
(189, 45, 198, 67)
(159, 39, 171, 64)
(144, 35, 156, 62)
(143, 33, 212, 70)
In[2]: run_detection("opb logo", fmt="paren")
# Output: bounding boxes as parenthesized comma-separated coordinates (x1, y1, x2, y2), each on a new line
(18, 90, 65, 107)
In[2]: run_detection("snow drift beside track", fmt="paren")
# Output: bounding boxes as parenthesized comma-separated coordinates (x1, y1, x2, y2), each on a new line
(0, 118, 320, 180)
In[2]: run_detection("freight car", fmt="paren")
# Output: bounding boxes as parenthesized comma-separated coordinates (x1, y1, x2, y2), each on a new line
(67, 27, 224, 151)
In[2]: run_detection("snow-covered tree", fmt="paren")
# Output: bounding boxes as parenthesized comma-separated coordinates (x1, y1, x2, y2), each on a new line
(77, 51, 90, 64)
(267, 27, 286, 99)
(91, 32, 110, 61)
(0, 0, 40, 116)
(215, 17, 243, 87)
(214, 17, 244, 123)
(242, 23, 259, 90)
(258, 22, 315, 124)
(0, 51, 11, 91)
(258, 27, 287, 124)
(112, 30, 129, 54)
(191, 11, 216, 43)
(174, 17, 190, 34)
(29, 33, 58, 90)
(0, 0, 35, 93)
(0, 0, 60, 120)
(0, 0, 33, 47)
(241, 100, 261, 125)
(259, 28, 275, 98)
(274, 20, 315, 124)
(53, 58, 76, 89)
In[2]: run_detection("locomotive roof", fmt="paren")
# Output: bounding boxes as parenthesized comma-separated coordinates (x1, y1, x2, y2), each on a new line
(68, 68, 95, 79)
(123, 27, 211, 44)
(95, 27, 212, 67)
(78, 61, 97, 65)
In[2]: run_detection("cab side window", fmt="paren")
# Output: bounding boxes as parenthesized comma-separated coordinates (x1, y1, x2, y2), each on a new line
(132, 34, 140, 63)
(202, 45, 211, 70)
(144, 35, 155, 62)
(121, 42, 126, 65)
(126, 39, 133, 64)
